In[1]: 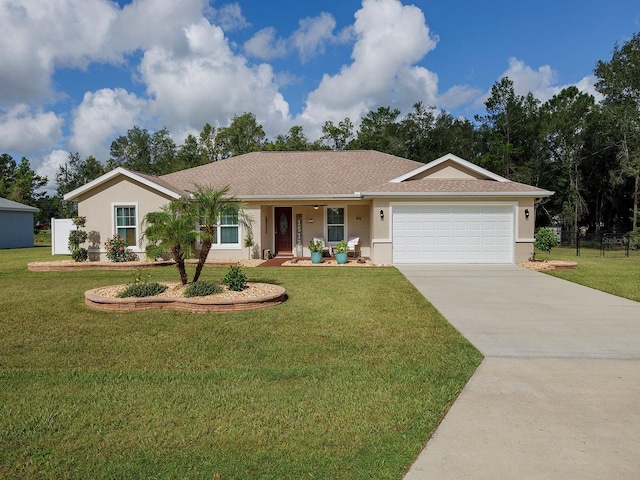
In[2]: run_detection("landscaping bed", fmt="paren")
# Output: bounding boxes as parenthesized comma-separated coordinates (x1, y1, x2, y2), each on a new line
(85, 282, 286, 313)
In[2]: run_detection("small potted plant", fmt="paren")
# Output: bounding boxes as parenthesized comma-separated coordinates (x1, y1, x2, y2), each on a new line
(309, 239, 324, 264)
(334, 240, 349, 264)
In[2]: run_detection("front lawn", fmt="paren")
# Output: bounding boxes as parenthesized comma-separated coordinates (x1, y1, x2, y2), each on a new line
(536, 246, 640, 302)
(0, 248, 481, 479)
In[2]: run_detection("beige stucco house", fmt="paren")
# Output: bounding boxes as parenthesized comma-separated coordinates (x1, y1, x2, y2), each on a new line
(63, 151, 553, 264)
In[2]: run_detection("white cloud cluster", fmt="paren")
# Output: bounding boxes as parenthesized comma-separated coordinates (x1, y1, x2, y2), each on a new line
(244, 12, 351, 63)
(139, 19, 290, 137)
(0, 0, 119, 103)
(0, 104, 63, 155)
(69, 88, 149, 161)
(299, 0, 443, 131)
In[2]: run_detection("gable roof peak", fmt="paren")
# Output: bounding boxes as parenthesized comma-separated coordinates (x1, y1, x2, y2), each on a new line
(389, 153, 509, 183)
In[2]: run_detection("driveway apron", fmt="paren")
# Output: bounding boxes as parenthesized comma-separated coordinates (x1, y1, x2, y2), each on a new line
(399, 265, 640, 480)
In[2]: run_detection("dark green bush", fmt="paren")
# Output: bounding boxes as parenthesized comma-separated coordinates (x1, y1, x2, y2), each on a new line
(185, 281, 223, 297)
(534, 227, 558, 258)
(71, 248, 88, 262)
(117, 282, 167, 298)
(223, 265, 247, 292)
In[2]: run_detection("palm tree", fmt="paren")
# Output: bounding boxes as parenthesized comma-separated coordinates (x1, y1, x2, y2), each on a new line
(188, 185, 253, 283)
(141, 201, 197, 285)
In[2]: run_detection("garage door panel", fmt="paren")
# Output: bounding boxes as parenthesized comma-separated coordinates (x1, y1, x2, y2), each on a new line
(393, 205, 514, 264)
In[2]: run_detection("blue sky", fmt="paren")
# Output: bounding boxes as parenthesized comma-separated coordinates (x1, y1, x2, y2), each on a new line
(0, 0, 638, 191)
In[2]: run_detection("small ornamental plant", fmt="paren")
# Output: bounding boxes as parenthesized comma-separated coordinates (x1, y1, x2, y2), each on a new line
(68, 216, 88, 262)
(185, 281, 223, 297)
(117, 269, 166, 298)
(309, 239, 324, 253)
(105, 234, 128, 262)
(222, 265, 247, 292)
(334, 240, 349, 254)
(534, 227, 558, 260)
(117, 282, 167, 298)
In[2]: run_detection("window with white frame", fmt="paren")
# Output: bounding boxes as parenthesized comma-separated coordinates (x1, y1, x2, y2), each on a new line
(199, 212, 240, 247)
(115, 205, 137, 246)
(327, 207, 345, 242)
(219, 211, 239, 245)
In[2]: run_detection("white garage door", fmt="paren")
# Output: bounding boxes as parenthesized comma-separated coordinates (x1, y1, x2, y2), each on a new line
(393, 205, 514, 264)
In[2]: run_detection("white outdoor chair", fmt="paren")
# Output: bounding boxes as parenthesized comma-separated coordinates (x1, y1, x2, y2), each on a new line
(347, 236, 360, 257)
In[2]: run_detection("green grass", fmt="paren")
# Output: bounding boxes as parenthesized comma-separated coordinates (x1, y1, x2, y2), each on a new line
(535, 246, 640, 302)
(0, 248, 481, 479)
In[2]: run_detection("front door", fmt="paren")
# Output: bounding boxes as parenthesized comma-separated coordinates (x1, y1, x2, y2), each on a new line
(274, 207, 293, 255)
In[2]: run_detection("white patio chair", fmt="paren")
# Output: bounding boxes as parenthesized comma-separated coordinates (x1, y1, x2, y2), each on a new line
(347, 236, 360, 257)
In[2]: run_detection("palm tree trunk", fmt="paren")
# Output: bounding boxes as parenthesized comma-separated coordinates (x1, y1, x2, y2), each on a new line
(172, 245, 189, 285)
(193, 239, 212, 283)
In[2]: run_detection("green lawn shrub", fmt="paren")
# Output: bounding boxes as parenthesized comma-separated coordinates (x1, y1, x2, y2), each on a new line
(222, 265, 247, 291)
(185, 280, 223, 297)
(117, 282, 167, 298)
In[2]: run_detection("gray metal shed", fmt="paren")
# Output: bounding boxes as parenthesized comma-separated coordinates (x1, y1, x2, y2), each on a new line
(0, 197, 39, 249)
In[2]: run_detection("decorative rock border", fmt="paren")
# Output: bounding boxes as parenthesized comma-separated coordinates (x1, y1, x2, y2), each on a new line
(85, 283, 287, 313)
(518, 260, 578, 271)
(28, 260, 175, 272)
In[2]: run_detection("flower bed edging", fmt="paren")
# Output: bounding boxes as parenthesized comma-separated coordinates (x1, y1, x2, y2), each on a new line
(84, 284, 286, 313)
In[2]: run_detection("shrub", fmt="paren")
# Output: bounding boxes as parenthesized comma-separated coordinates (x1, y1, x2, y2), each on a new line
(223, 265, 247, 292)
(71, 248, 88, 262)
(309, 240, 324, 253)
(534, 227, 558, 259)
(185, 281, 223, 297)
(105, 234, 129, 262)
(117, 282, 167, 298)
(68, 216, 88, 262)
(334, 240, 349, 254)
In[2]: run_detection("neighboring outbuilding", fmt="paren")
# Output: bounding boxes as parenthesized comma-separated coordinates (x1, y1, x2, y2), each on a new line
(64, 151, 554, 264)
(0, 197, 39, 249)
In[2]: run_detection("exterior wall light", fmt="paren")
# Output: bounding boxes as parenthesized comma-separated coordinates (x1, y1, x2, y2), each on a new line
(525, 208, 530, 219)
(380, 209, 384, 220)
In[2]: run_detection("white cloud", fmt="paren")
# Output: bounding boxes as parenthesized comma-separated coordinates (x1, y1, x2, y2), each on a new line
(0, 104, 63, 154)
(299, 0, 439, 131)
(0, 0, 119, 103)
(68, 88, 149, 161)
(36, 149, 70, 192)
(211, 3, 249, 32)
(291, 12, 345, 62)
(245, 12, 350, 63)
(139, 19, 291, 138)
(111, 0, 209, 54)
(244, 27, 288, 60)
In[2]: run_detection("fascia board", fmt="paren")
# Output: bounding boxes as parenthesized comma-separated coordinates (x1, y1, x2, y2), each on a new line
(64, 167, 182, 201)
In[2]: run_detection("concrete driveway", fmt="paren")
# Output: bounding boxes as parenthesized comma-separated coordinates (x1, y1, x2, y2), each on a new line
(399, 265, 640, 480)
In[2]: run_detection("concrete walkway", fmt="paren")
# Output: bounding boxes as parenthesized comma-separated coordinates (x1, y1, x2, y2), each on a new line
(398, 265, 640, 479)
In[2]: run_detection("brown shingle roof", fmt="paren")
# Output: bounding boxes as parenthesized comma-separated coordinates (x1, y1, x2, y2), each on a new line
(160, 150, 423, 197)
(156, 150, 552, 199)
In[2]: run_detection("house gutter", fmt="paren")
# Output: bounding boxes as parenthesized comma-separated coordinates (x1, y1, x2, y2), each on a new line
(360, 190, 554, 198)
(236, 194, 364, 201)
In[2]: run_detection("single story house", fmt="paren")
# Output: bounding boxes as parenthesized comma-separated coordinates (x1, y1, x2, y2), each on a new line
(0, 197, 39, 249)
(63, 151, 553, 264)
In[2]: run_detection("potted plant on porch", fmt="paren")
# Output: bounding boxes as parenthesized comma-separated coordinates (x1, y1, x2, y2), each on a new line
(334, 240, 349, 264)
(309, 239, 324, 264)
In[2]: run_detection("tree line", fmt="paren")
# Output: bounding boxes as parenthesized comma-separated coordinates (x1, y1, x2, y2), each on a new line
(3, 33, 640, 236)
